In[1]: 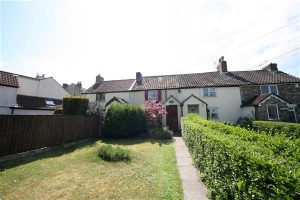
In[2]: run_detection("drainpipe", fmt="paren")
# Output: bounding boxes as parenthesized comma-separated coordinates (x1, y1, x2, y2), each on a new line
(206, 104, 208, 120)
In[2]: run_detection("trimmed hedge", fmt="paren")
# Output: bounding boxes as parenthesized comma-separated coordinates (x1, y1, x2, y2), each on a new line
(103, 103, 146, 138)
(253, 121, 300, 139)
(98, 145, 131, 162)
(63, 96, 89, 115)
(182, 114, 300, 200)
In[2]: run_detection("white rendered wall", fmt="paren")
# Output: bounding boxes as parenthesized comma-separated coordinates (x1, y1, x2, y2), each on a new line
(0, 86, 17, 108)
(17, 76, 69, 99)
(13, 109, 54, 115)
(164, 87, 243, 123)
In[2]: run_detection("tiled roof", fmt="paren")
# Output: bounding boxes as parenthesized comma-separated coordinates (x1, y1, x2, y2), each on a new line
(84, 79, 134, 93)
(16, 95, 63, 110)
(241, 93, 292, 107)
(85, 69, 300, 93)
(0, 71, 19, 88)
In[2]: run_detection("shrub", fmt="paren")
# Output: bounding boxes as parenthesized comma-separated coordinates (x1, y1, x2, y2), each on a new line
(149, 127, 173, 139)
(144, 101, 167, 130)
(54, 107, 63, 115)
(103, 103, 146, 138)
(63, 96, 89, 115)
(98, 145, 131, 162)
(236, 117, 253, 128)
(253, 121, 300, 139)
(182, 114, 299, 200)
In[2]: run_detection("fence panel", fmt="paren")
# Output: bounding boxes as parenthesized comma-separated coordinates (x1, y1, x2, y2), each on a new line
(0, 115, 100, 157)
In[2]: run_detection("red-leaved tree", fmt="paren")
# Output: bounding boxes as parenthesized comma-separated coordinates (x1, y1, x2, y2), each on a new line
(143, 100, 167, 130)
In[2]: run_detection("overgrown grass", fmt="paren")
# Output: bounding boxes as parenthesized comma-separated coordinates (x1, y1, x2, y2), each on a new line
(0, 139, 183, 200)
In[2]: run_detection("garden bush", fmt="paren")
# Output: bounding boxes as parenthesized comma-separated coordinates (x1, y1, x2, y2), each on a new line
(63, 96, 89, 115)
(149, 127, 173, 139)
(182, 114, 300, 200)
(103, 103, 146, 138)
(236, 117, 253, 128)
(253, 121, 300, 139)
(98, 145, 131, 162)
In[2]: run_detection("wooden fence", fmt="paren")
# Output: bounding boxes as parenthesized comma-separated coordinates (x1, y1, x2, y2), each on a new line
(0, 115, 101, 157)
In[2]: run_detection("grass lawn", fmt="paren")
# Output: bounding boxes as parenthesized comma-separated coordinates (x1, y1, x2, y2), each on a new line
(0, 138, 183, 200)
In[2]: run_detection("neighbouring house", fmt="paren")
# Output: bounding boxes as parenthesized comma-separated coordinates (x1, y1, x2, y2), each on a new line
(0, 71, 19, 114)
(0, 71, 70, 115)
(83, 57, 300, 131)
(62, 82, 85, 96)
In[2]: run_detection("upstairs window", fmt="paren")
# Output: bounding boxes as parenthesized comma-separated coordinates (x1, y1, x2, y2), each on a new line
(147, 90, 160, 101)
(203, 88, 216, 97)
(208, 107, 219, 119)
(96, 93, 105, 101)
(260, 85, 278, 95)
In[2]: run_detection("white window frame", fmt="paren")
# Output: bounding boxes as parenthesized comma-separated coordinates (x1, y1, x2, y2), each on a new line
(188, 104, 199, 114)
(203, 87, 217, 97)
(267, 104, 280, 121)
(148, 90, 159, 101)
(260, 85, 278, 95)
(208, 107, 219, 119)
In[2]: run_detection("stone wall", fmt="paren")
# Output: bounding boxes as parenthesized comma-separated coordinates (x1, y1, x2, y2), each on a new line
(241, 83, 300, 122)
(256, 97, 290, 122)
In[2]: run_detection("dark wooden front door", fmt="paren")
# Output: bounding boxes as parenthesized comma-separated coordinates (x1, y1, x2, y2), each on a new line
(166, 105, 178, 132)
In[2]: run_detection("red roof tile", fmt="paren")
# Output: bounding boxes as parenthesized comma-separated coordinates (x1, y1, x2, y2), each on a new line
(0, 71, 19, 88)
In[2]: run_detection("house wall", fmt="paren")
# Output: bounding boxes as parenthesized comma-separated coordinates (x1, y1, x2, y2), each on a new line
(129, 91, 145, 104)
(182, 97, 207, 118)
(240, 83, 300, 122)
(12, 109, 54, 115)
(256, 97, 289, 122)
(0, 86, 17, 107)
(84, 93, 96, 102)
(105, 92, 130, 103)
(17, 77, 69, 99)
(164, 87, 242, 123)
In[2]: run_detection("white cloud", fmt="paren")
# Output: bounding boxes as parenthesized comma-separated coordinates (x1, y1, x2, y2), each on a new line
(3, 0, 300, 87)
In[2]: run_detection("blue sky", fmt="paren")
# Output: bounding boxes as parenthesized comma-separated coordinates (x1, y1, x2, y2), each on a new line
(1, 0, 300, 88)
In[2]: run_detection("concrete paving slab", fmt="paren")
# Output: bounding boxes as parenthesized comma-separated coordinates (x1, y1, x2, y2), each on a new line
(174, 137, 209, 200)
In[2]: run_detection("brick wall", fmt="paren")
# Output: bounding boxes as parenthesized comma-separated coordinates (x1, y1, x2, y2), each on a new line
(240, 85, 261, 104)
(256, 97, 289, 121)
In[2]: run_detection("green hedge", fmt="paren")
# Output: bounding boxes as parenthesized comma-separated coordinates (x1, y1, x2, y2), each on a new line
(103, 103, 146, 138)
(182, 114, 300, 200)
(253, 121, 300, 139)
(63, 96, 89, 115)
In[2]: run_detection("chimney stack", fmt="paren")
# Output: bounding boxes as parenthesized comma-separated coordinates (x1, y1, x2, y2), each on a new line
(36, 73, 45, 79)
(63, 83, 68, 89)
(76, 81, 82, 88)
(136, 72, 143, 85)
(96, 74, 104, 83)
(262, 63, 278, 72)
(217, 56, 228, 73)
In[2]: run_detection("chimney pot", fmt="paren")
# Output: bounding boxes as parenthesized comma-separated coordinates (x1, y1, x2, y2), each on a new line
(76, 81, 82, 88)
(63, 83, 68, 89)
(217, 56, 228, 73)
(96, 74, 104, 83)
(136, 72, 143, 85)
